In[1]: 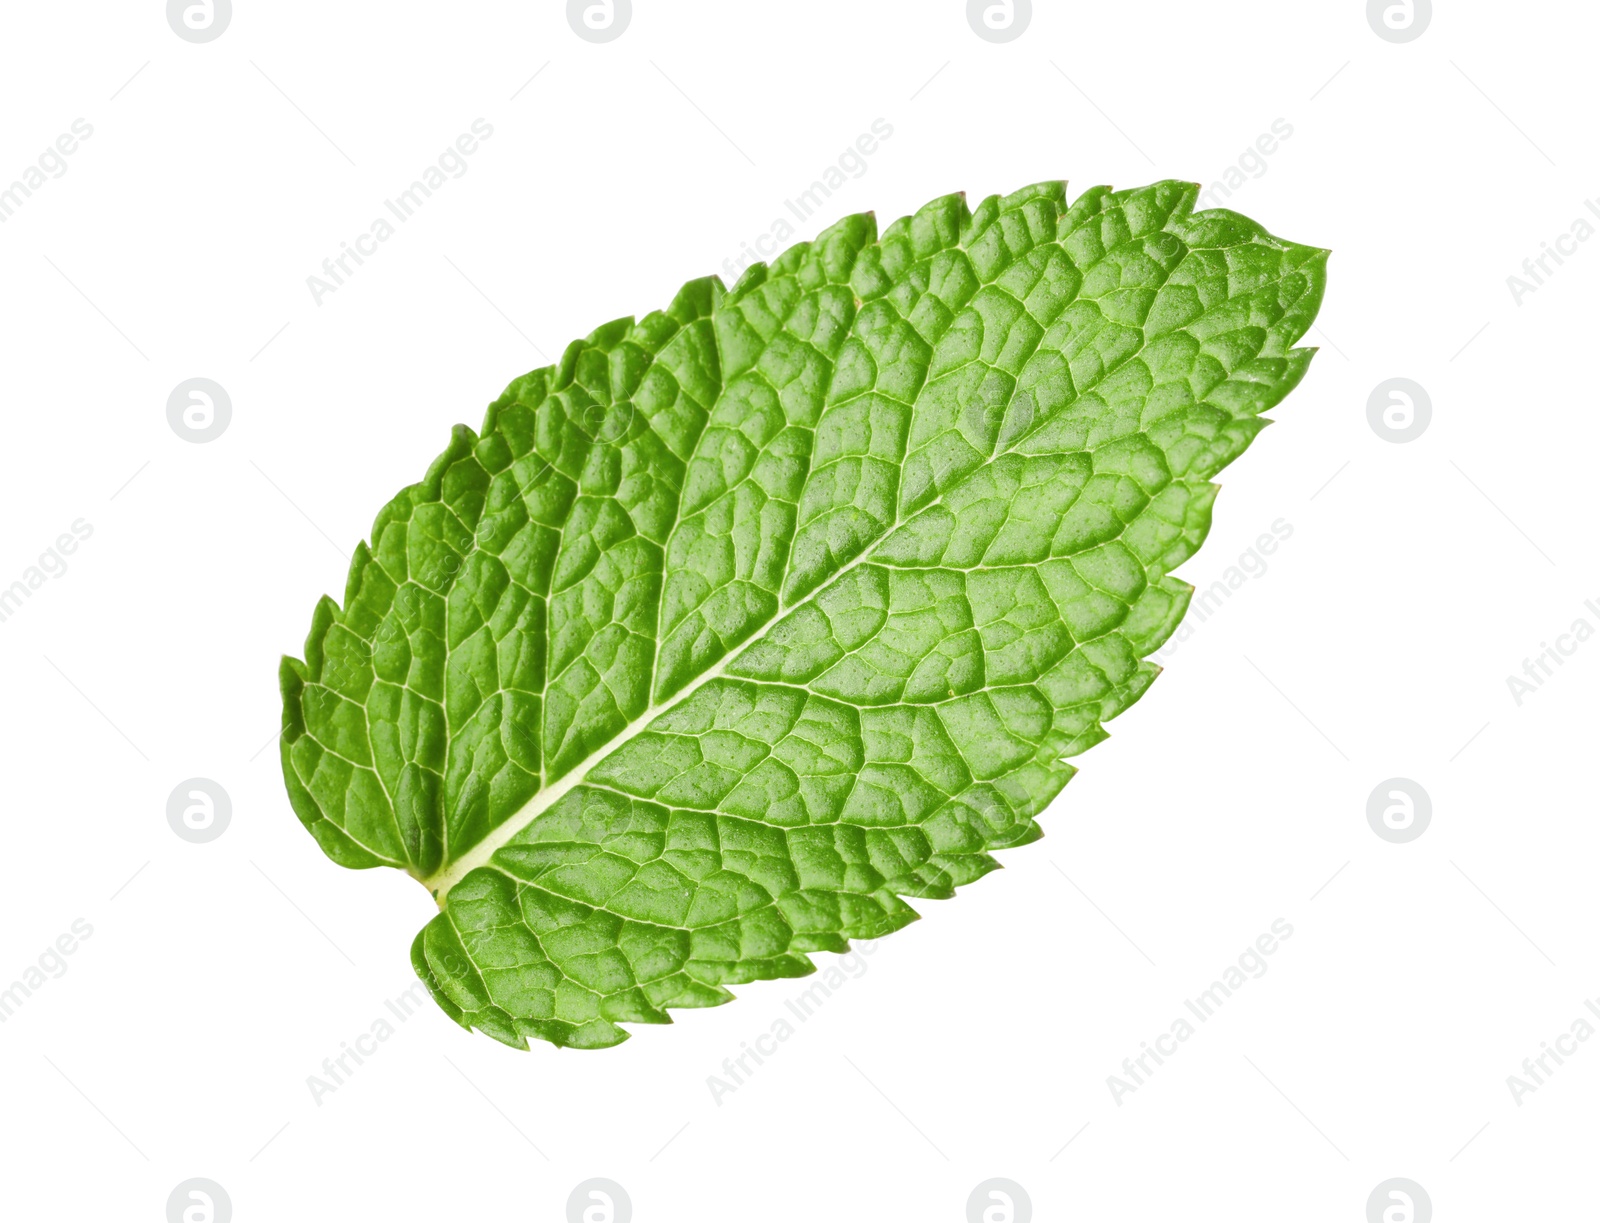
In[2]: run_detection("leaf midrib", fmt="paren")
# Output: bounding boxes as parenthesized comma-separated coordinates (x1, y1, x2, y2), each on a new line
(421, 295, 992, 901)
(426, 352, 1056, 900)
(418, 201, 1241, 903)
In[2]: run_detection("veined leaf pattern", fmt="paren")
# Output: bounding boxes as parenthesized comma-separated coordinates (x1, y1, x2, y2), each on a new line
(280, 180, 1327, 1048)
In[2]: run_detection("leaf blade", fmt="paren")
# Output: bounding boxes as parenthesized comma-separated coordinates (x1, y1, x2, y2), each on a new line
(282, 180, 1327, 1048)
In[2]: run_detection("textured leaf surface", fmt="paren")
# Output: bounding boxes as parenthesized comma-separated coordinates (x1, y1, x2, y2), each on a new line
(280, 180, 1326, 1049)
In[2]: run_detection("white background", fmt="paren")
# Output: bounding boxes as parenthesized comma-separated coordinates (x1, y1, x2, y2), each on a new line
(0, 1, 1593, 1219)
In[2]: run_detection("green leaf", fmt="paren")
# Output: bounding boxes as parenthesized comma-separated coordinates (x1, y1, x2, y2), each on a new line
(280, 180, 1326, 1049)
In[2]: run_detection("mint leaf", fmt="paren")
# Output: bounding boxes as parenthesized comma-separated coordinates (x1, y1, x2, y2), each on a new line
(280, 181, 1326, 1049)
